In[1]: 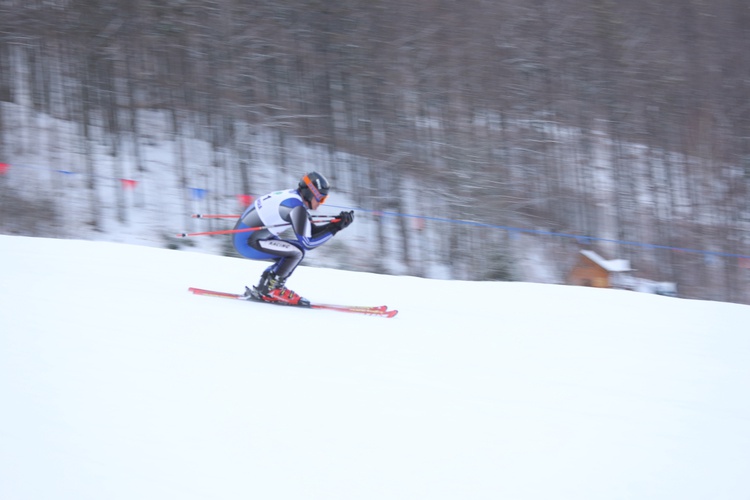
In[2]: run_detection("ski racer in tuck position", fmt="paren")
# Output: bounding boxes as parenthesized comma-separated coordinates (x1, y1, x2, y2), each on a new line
(232, 171, 354, 306)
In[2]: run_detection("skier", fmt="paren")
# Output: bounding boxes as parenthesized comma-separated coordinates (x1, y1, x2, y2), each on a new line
(233, 171, 354, 306)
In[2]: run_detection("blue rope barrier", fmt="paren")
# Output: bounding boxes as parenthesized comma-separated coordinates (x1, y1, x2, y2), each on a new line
(327, 204, 750, 261)
(7, 161, 749, 262)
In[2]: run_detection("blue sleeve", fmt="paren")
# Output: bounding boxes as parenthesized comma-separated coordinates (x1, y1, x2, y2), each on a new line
(280, 197, 304, 212)
(287, 204, 333, 250)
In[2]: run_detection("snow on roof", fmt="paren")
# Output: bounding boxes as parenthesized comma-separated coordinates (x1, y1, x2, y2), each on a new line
(580, 250, 632, 273)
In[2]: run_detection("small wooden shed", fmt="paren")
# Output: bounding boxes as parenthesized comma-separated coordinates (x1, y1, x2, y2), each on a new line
(567, 250, 632, 288)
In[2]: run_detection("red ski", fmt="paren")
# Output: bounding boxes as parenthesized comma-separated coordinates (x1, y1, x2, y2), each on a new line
(188, 287, 398, 318)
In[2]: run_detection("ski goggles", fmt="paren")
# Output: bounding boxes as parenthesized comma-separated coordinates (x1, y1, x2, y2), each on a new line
(303, 175, 328, 203)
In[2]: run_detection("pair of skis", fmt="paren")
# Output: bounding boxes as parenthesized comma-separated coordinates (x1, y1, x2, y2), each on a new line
(188, 287, 398, 318)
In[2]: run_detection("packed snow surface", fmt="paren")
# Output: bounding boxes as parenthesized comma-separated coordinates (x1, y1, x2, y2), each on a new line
(1, 235, 749, 500)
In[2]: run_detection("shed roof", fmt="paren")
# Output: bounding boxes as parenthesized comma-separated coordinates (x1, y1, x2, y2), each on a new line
(580, 250, 632, 273)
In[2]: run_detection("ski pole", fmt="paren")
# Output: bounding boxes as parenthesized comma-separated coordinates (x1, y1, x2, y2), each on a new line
(191, 214, 241, 219)
(176, 217, 342, 238)
(176, 224, 287, 238)
(192, 213, 338, 220)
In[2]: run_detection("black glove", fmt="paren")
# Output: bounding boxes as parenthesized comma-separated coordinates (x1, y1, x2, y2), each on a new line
(329, 210, 354, 234)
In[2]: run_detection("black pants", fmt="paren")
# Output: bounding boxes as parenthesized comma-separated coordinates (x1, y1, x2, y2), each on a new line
(247, 231, 305, 279)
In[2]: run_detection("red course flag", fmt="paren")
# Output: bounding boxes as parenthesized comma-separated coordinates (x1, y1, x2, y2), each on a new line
(237, 194, 253, 207)
(0, 163, 9, 175)
(120, 179, 138, 190)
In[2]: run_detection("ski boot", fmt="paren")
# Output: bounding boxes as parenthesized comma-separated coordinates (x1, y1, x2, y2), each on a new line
(244, 266, 273, 300)
(254, 272, 309, 306)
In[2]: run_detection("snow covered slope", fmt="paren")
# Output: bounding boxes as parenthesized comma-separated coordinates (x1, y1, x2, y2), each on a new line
(1, 235, 749, 500)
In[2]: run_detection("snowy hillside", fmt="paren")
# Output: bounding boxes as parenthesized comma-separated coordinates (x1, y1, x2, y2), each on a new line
(2, 235, 750, 500)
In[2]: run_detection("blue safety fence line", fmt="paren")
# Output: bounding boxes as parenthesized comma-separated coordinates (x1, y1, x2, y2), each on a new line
(327, 204, 750, 262)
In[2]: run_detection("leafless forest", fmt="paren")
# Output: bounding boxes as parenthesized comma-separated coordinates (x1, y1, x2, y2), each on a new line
(1, 0, 749, 303)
